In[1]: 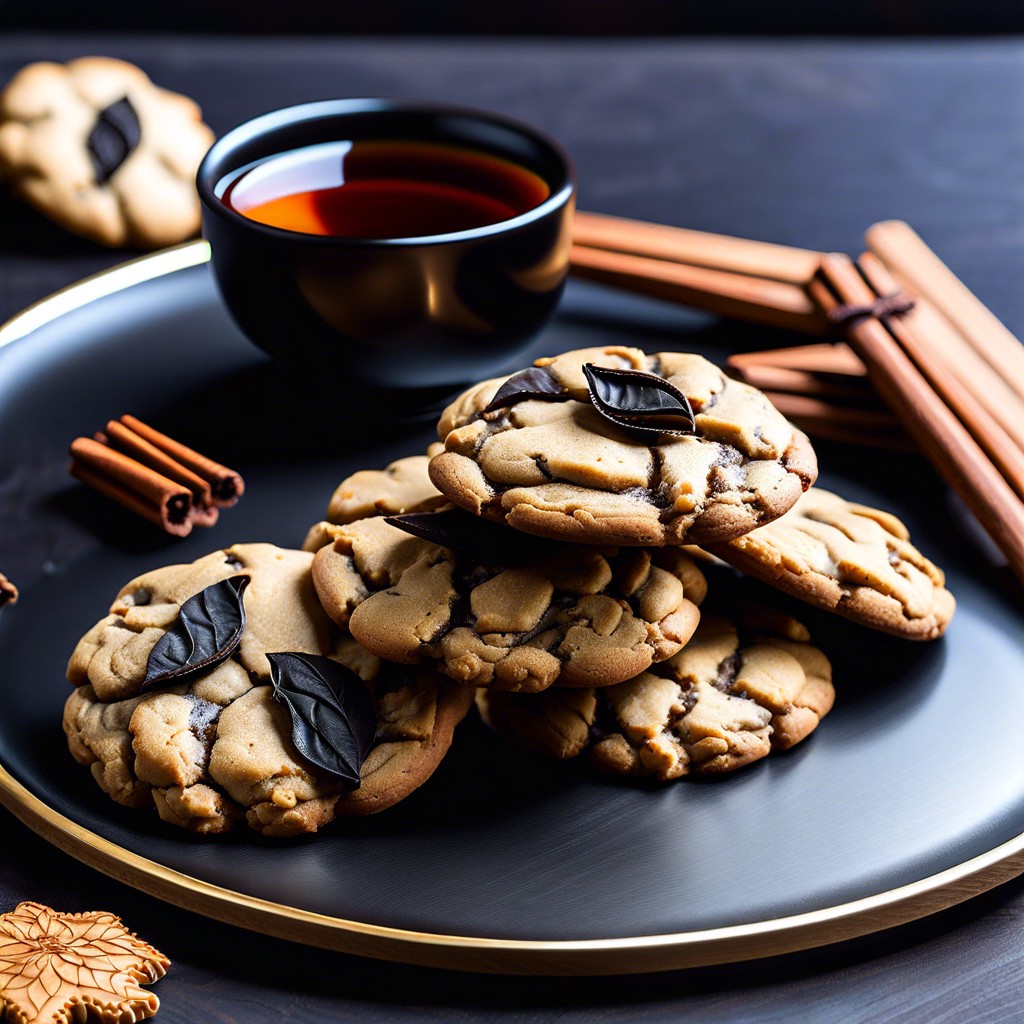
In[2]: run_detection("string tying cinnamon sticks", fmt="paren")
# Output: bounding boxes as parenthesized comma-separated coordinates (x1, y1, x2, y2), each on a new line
(69, 416, 244, 536)
(813, 254, 1024, 587)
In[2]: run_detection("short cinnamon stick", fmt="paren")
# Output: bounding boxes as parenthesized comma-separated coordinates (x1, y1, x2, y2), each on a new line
(761, 391, 911, 450)
(70, 437, 193, 536)
(119, 415, 244, 507)
(0, 572, 17, 609)
(728, 363, 877, 404)
(99, 421, 220, 527)
(813, 254, 1024, 585)
(570, 244, 829, 334)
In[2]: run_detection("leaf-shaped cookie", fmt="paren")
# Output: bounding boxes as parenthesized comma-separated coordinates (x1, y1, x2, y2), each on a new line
(142, 576, 248, 691)
(583, 363, 696, 437)
(268, 652, 377, 786)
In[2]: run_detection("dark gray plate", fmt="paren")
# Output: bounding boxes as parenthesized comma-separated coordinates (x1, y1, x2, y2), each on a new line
(1, 245, 1022, 973)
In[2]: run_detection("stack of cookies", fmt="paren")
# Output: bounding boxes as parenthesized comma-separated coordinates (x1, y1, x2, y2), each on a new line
(63, 345, 955, 838)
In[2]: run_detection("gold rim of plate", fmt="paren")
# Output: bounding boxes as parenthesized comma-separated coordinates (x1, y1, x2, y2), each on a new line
(1, 245, 1022, 974)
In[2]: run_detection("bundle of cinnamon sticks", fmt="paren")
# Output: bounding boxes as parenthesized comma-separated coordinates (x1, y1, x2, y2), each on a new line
(570, 213, 1024, 586)
(70, 415, 244, 536)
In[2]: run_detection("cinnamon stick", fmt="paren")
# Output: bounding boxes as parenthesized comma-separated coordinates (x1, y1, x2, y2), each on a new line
(857, 253, 1024, 502)
(728, 363, 877, 404)
(813, 254, 1024, 586)
(761, 391, 911, 450)
(867, 220, 1024, 404)
(0, 571, 17, 609)
(573, 210, 823, 284)
(727, 342, 866, 377)
(99, 421, 220, 527)
(119, 415, 244, 507)
(570, 244, 829, 334)
(70, 437, 193, 536)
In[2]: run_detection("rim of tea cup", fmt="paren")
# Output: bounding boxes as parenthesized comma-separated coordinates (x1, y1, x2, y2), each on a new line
(197, 98, 575, 246)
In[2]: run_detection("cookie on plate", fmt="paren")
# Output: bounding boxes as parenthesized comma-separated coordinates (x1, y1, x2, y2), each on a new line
(705, 488, 955, 640)
(429, 346, 817, 547)
(64, 640, 473, 836)
(309, 508, 708, 692)
(0, 57, 213, 248)
(477, 610, 834, 779)
(63, 544, 474, 836)
(67, 543, 333, 702)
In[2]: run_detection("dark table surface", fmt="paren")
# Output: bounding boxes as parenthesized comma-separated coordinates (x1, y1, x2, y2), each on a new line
(2, 32, 1023, 1023)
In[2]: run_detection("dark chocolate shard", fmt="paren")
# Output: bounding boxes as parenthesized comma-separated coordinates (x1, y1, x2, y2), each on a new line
(268, 652, 377, 787)
(0, 572, 17, 609)
(583, 363, 696, 438)
(87, 96, 142, 185)
(386, 507, 564, 566)
(483, 365, 569, 413)
(142, 576, 248, 691)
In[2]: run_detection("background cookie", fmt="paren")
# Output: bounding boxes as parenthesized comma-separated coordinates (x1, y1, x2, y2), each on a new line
(325, 445, 445, 525)
(478, 610, 834, 779)
(705, 488, 956, 640)
(311, 512, 708, 692)
(0, 57, 213, 247)
(429, 346, 817, 547)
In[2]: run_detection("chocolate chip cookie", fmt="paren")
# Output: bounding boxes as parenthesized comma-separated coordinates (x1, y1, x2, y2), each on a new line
(63, 545, 473, 836)
(64, 642, 473, 836)
(429, 346, 817, 547)
(706, 488, 955, 640)
(0, 57, 213, 248)
(477, 610, 834, 779)
(67, 544, 333, 702)
(310, 509, 708, 692)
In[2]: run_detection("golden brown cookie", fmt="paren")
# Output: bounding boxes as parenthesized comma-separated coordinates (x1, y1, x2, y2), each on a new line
(705, 488, 955, 640)
(0, 57, 213, 247)
(326, 445, 445, 525)
(64, 633, 473, 837)
(67, 543, 333, 702)
(477, 610, 834, 779)
(0, 901, 168, 1024)
(430, 346, 817, 547)
(310, 510, 708, 693)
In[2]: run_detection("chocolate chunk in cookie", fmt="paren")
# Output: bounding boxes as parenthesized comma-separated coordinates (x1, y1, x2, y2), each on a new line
(0, 57, 213, 248)
(705, 488, 956, 640)
(478, 610, 834, 779)
(429, 346, 817, 547)
(310, 510, 708, 692)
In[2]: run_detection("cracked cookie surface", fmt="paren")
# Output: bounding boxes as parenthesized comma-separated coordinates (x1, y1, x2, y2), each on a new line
(0, 57, 213, 248)
(706, 488, 955, 640)
(429, 346, 817, 547)
(310, 515, 708, 692)
(63, 546, 473, 835)
(477, 610, 834, 779)
(67, 543, 333, 702)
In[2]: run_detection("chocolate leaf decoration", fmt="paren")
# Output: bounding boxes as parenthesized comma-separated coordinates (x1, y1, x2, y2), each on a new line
(142, 576, 249, 691)
(87, 96, 141, 184)
(582, 363, 696, 437)
(268, 652, 377, 786)
(386, 507, 564, 566)
(482, 365, 569, 413)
